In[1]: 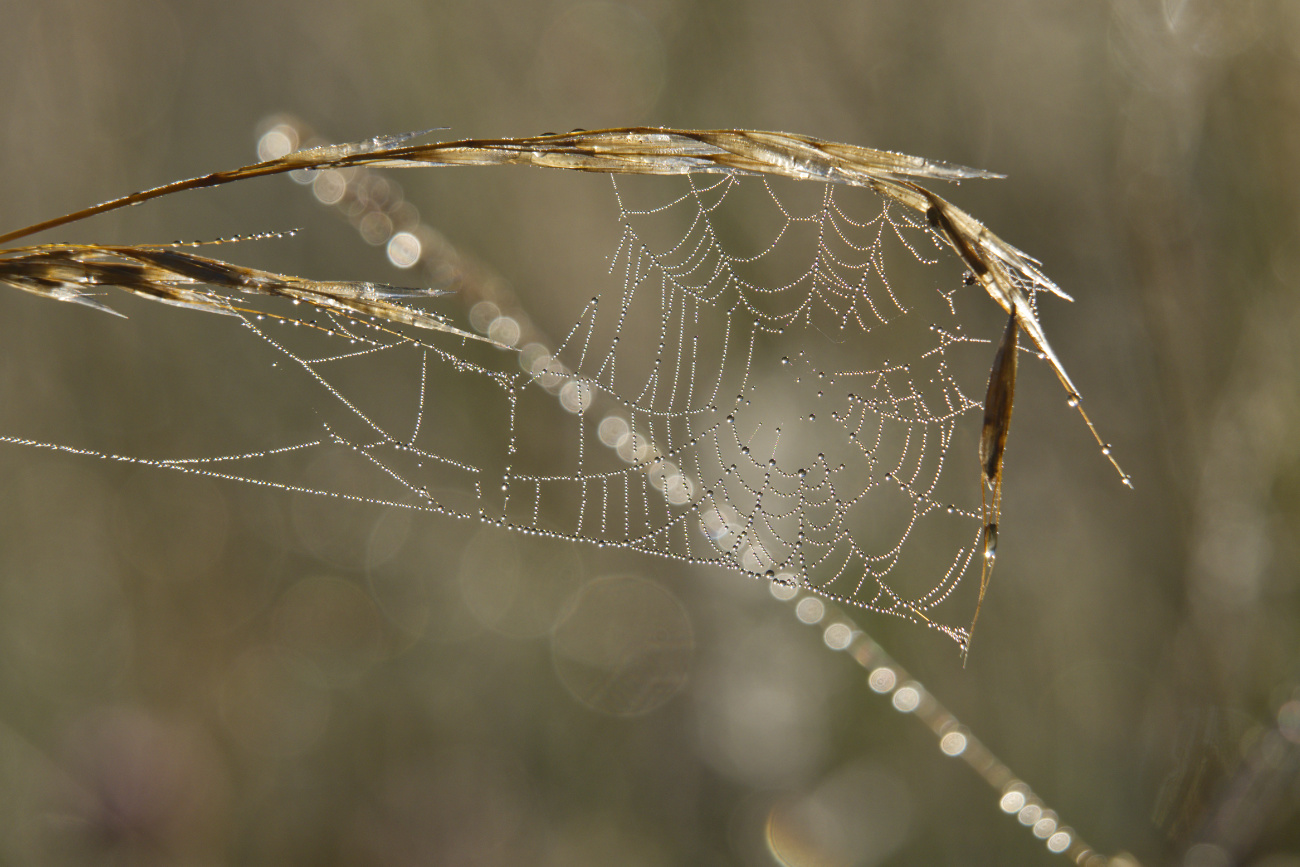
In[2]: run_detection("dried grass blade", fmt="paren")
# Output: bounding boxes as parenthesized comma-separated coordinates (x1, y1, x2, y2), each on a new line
(965, 310, 1019, 661)
(914, 185, 1130, 486)
(0, 127, 996, 246)
(344, 128, 1004, 184)
(0, 244, 504, 346)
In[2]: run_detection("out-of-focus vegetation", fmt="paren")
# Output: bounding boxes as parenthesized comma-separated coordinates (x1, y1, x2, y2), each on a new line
(0, 0, 1297, 864)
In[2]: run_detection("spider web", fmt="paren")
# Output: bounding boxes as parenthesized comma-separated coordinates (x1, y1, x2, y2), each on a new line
(5, 159, 1037, 644)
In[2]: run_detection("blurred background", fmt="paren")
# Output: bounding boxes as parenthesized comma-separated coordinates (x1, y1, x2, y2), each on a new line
(0, 0, 1297, 864)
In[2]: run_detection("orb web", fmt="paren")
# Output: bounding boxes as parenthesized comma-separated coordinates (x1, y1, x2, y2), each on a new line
(1, 141, 1055, 645)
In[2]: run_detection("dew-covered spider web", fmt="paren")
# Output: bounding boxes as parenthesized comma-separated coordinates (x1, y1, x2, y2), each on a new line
(3, 131, 1066, 645)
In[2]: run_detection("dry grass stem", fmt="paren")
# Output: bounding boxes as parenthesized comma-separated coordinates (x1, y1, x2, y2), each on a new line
(0, 241, 503, 345)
